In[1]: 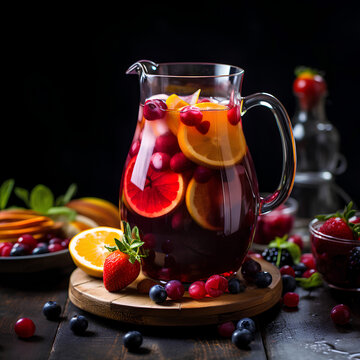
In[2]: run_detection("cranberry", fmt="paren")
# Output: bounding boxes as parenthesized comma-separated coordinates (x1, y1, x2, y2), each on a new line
(288, 234, 304, 250)
(180, 105, 203, 126)
(330, 304, 351, 325)
(142, 233, 156, 249)
(143, 99, 167, 120)
(300, 253, 316, 270)
(129, 140, 141, 157)
(17, 234, 37, 251)
(154, 132, 180, 155)
(280, 265, 296, 277)
(283, 292, 299, 308)
(49, 237, 63, 245)
(1, 244, 13, 257)
(14, 318, 36, 338)
(193, 166, 213, 183)
(217, 321, 235, 338)
(170, 152, 193, 173)
(165, 280, 185, 300)
(150, 152, 171, 171)
(227, 104, 241, 125)
(196, 121, 210, 134)
(188, 281, 207, 299)
(61, 238, 70, 248)
(0, 242, 13, 252)
(302, 268, 317, 278)
(205, 275, 228, 297)
(48, 243, 64, 253)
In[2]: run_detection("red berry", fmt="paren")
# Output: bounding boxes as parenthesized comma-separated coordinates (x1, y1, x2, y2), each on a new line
(129, 140, 141, 157)
(319, 217, 354, 240)
(61, 238, 70, 248)
(189, 281, 207, 300)
(300, 253, 316, 270)
(154, 132, 180, 155)
(1, 244, 13, 257)
(330, 304, 351, 325)
(17, 234, 37, 251)
(14, 318, 36, 338)
(205, 275, 228, 297)
(150, 152, 171, 171)
(180, 105, 203, 126)
(49, 237, 63, 245)
(280, 265, 296, 277)
(217, 321, 235, 338)
(197, 98, 211, 103)
(165, 280, 185, 300)
(227, 105, 241, 125)
(143, 99, 167, 120)
(195, 121, 210, 134)
(170, 152, 193, 173)
(283, 292, 299, 308)
(0, 242, 13, 252)
(193, 166, 213, 183)
(288, 234, 304, 250)
(48, 243, 64, 253)
(302, 268, 317, 278)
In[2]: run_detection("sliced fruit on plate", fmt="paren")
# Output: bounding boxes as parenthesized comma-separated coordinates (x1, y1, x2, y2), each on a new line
(124, 156, 185, 218)
(185, 176, 224, 231)
(69, 226, 123, 277)
(177, 102, 247, 168)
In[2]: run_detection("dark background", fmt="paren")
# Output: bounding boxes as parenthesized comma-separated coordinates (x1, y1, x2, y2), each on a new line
(1, 1, 359, 208)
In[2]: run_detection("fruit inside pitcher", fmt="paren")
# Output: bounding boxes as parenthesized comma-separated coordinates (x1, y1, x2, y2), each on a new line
(119, 91, 259, 282)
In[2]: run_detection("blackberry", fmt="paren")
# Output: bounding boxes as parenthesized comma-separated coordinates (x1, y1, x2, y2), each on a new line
(262, 248, 293, 267)
(347, 247, 360, 286)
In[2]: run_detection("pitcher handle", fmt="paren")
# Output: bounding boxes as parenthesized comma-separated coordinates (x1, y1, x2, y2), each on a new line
(241, 93, 297, 214)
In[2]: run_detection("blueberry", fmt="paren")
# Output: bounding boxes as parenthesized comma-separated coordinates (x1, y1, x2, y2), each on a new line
(231, 328, 254, 348)
(149, 285, 167, 304)
(254, 271, 272, 288)
(10, 243, 27, 256)
(293, 262, 307, 275)
(69, 315, 88, 334)
(32, 246, 48, 255)
(281, 274, 297, 294)
(236, 318, 256, 334)
(43, 301, 61, 320)
(123, 331, 143, 351)
(228, 278, 246, 294)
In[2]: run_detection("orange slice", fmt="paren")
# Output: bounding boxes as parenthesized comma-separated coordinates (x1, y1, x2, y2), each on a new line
(177, 102, 247, 168)
(124, 157, 185, 218)
(69, 226, 123, 277)
(186, 177, 223, 231)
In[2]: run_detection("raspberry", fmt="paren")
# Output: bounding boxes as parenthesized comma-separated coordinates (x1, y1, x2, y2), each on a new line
(205, 275, 228, 297)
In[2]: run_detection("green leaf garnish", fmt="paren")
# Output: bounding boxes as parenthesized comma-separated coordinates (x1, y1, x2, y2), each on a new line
(0, 179, 15, 210)
(46, 207, 77, 222)
(105, 221, 147, 264)
(268, 235, 301, 266)
(29, 184, 54, 213)
(14, 187, 30, 208)
(56, 183, 77, 206)
(296, 272, 323, 289)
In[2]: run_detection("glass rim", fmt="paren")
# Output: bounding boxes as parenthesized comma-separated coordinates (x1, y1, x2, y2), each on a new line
(144, 62, 245, 79)
(309, 217, 359, 245)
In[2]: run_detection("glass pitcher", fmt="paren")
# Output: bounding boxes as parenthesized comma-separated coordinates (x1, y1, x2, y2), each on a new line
(119, 60, 296, 283)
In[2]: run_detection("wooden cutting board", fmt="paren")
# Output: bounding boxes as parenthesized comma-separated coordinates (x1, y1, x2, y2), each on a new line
(68, 258, 282, 326)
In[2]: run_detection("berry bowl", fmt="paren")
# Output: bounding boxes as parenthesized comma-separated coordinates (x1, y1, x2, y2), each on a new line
(309, 217, 360, 291)
(253, 196, 298, 246)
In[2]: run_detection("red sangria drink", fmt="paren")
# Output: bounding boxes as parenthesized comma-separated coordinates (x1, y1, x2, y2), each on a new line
(120, 95, 259, 282)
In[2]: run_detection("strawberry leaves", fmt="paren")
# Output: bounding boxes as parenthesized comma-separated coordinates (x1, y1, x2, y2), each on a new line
(105, 221, 147, 264)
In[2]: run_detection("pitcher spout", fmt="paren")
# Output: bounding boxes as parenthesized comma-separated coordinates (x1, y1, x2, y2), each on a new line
(126, 60, 159, 76)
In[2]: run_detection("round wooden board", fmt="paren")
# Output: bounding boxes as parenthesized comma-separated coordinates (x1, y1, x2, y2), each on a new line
(68, 258, 282, 326)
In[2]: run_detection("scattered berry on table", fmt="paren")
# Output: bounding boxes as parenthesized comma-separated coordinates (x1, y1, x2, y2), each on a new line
(217, 322, 235, 338)
(287, 234, 304, 250)
(300, 253, 316, 270)
(69, 315, 88, 334)
(165, 280, 184, 300)
(188, 281, 207, 300)
(241, 258, 261, 282)
(14, 318, 36, 338)
(149, 285, 167, 304)
(282, 275, 297, 294)
(205, 275, 228, 298)
(254, 271, 272, 288)
(280, 265, 295, 277)
(302, 268, 317, 278)
(123, 330, 143, 351)
(231, 328, 255, 349)
(228, 278, 246, 294)
(330, 304, 351, 325)
(43, 301, 62, 320)
(293, 263, 308, 277)
(236, 318, 256, 334)
(283, 292, 299, 308)
(262, 247, 293, 267)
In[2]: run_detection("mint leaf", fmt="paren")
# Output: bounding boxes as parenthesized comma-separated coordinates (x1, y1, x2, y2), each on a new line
(296, 272, 323, 289)
(14, 187, 30, 207)
(29, 184, 54, 213)
(0, 179, 15, 210)
(46, 206, 77, 221)
(269, 235, 301, 265)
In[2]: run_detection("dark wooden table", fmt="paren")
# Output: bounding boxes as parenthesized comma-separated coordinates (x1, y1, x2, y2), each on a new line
(1, 265, 359, 360)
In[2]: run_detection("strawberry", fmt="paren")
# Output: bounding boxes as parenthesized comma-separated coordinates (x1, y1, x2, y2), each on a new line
(293, 66, 327, 110)
(103, 222, 147, 292)
(317, 202, 360, 240)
